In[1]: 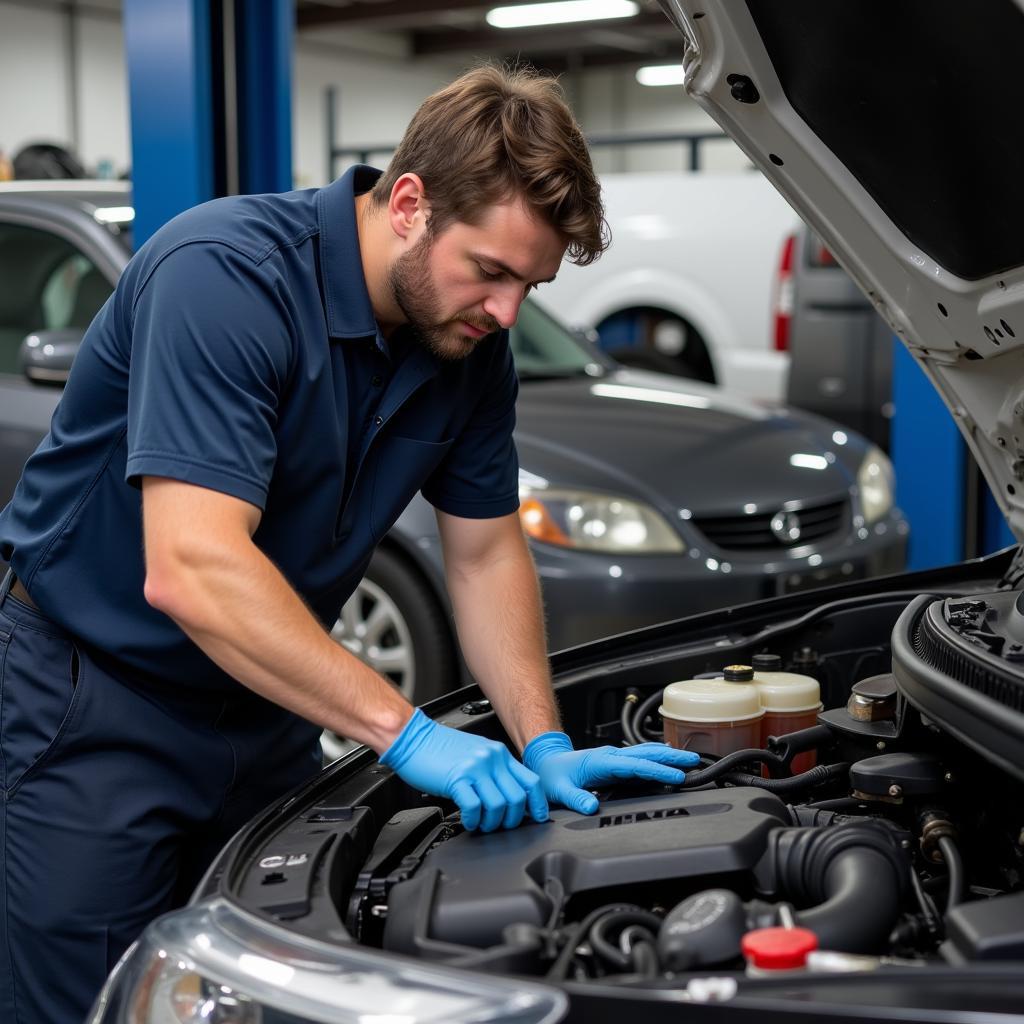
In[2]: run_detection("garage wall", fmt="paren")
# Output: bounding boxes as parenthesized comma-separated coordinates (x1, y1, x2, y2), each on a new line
(0, 3, 76, 166)
(293, 36, 464, 188)
(572, 65, 749, 175)
(0, 1, 747, 185)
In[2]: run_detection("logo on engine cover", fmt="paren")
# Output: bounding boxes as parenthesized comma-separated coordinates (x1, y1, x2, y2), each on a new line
(598, 807, 690, 828)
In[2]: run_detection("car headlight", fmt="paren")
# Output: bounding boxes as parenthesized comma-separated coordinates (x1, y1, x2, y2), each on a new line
(857, 446, 895, 524)
(89, 899, 566, 1024)
(518, 485, 685, 553)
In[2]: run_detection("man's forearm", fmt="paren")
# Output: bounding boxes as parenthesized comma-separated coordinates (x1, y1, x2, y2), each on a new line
(444, 533, 560, 752)
(145, 535, 413, 753)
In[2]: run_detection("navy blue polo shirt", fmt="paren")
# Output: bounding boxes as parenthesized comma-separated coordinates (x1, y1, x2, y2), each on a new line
(0, 165, 520, 690)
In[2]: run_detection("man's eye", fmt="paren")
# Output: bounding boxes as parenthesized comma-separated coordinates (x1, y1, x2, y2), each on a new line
(478, 265, 500, 281)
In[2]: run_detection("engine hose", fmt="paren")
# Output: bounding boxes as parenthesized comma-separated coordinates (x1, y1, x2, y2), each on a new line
(718, 761, 850, 795)
(546, 903, 650, 980)
(938, 835, 965, 910)
(908, 863, 942, 940)
(589, 909, 662, 969)
(620, 695, 641, 746)
(677, 747, 787, 787)
(764, 822, 909, 953)
(631, 688, 667, 742)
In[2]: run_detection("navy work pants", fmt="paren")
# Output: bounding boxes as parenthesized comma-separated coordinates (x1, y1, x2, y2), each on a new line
(0, 572, 322, 1024)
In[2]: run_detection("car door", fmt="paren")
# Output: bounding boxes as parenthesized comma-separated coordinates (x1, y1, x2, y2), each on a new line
(0, 207, 120, 507)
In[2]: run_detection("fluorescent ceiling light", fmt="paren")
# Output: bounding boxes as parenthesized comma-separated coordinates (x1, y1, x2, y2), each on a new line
(487, 0, 639, 30)
(636, 64, 687, 87)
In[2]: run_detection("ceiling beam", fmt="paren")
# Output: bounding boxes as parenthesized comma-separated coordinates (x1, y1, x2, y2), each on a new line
(298, 0, 516, 29)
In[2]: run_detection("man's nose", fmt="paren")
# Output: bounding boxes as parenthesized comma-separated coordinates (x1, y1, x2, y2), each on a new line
(482, 285, 523, 329)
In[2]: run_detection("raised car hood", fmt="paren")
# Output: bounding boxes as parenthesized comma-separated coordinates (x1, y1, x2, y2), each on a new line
(657, 0, 1024, 538)
(516, 368, 857, 516)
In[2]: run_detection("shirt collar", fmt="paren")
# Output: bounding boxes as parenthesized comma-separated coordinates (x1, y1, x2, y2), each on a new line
(316, 164, 382, 339)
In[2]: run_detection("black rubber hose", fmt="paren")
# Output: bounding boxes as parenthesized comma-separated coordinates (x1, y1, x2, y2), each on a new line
(590, 909, 662, 970)
(546, 904, 650, 980)
(795, 848, 904, 951)
(620, 696, 641, 746)
(938, 835, 965, 910)
(718, 761, 850, 795)
(631, 688, 666, 742)
(803, 797, 867, 812)
(767, 823, 909, 953)
(677, 747, 787, 787)
(908, 863, 942, 940)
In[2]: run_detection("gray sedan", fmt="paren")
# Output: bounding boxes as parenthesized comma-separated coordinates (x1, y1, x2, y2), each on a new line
(0, 182, 908, 738)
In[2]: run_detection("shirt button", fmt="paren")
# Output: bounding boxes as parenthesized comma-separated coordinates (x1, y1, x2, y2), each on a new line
(374, 415, 383, 426)
(371, 374, 383, 387)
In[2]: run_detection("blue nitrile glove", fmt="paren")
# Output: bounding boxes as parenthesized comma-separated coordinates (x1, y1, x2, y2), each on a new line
(380, 709, 549, 832)
(522, 732, 702, 815)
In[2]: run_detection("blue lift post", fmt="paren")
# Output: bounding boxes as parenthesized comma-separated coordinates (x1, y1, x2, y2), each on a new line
(891, 340, 1015, 570)
(123, 0, 294, 248)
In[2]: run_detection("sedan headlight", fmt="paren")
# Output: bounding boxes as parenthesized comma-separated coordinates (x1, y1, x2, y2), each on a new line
(518, 485, 685, 553)
(857, 446, 895, 524)
(90, 899, 566, 1024)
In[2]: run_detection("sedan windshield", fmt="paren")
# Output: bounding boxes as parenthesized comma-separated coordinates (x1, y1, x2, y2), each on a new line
(510, 298, 607, 379)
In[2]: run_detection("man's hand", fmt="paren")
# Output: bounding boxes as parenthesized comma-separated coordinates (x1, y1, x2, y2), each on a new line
(523, 732, 702, 815)
(381, 709, 549, 832)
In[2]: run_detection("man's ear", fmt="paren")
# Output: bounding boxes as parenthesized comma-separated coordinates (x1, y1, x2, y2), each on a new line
(388, 173, 430, 241)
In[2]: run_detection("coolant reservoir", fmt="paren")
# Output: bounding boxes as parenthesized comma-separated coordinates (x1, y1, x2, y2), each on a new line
(750, 654, 822, 772)
(659, 678, 763, 757)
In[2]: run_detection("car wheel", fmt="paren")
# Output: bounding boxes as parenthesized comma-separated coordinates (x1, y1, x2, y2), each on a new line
(597, 308, 716, 383)
(321, 547, 457, 762)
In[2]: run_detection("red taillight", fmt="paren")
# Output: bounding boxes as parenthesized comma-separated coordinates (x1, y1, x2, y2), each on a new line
(809, 239, 838, 267)
(773, 233, 796, 352)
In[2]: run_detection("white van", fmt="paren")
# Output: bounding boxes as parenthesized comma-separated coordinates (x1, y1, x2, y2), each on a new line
(532, 171, 801, 402)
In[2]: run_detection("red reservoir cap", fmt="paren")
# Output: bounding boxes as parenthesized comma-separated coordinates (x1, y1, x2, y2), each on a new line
(741, 927, 818, 969)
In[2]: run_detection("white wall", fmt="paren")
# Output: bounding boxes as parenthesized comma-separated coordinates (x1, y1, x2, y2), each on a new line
(0, 3, 74, 164)
(569, 65, 751, 175)
(0, 1, 127, 174)
(293, 36, 464, 188)
(0, 1, 748, 184)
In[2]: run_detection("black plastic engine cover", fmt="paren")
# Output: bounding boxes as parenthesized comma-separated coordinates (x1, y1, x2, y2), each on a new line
(383, 787, 790, 955)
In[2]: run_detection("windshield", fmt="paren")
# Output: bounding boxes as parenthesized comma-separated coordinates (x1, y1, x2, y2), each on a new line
(510, 298, 607, 379)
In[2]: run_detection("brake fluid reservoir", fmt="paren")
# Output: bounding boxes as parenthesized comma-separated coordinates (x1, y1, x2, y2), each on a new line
(659, 678, 763, 757)
(751, 653, 822, 773)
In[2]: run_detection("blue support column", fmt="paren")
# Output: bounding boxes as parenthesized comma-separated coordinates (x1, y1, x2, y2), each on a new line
(235, 0, 294, 195)
(124, 0, 216, 247)
(892, 340, 1017, 569)
(124, 0, 293, 247)
(891, 340, 965, 570)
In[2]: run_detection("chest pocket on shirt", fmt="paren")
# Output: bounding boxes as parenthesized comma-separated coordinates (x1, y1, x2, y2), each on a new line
(370, 435, 454, 543)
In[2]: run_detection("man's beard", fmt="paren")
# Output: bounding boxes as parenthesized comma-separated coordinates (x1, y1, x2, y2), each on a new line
(387, 233, 500, 361)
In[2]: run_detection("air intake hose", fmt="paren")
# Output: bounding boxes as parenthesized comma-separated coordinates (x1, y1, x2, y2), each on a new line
(756, 822, 909, 953)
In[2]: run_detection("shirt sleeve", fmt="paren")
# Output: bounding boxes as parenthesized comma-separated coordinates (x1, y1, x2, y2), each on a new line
(124, 241, 293, 509)
(421, 335, 520, 519)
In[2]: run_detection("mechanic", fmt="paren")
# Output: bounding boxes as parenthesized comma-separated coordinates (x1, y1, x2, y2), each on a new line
(0, 64, 700, 1024)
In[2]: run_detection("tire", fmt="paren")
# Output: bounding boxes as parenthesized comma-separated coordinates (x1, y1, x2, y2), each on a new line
(599, 308, 716, 384)
(321, 547, 457, 762)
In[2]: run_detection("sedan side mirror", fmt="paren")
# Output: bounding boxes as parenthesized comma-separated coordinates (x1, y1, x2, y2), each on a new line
(19, 328, 83, 385)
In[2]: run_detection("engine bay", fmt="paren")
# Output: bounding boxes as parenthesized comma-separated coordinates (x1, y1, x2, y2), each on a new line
(226, 566, 1024, 1005)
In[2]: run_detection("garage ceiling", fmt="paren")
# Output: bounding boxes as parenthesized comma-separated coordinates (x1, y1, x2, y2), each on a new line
(295, 0, 684, 74)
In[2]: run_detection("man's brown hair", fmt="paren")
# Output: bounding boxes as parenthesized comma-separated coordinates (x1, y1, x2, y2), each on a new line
(370, 63, 608, 266)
